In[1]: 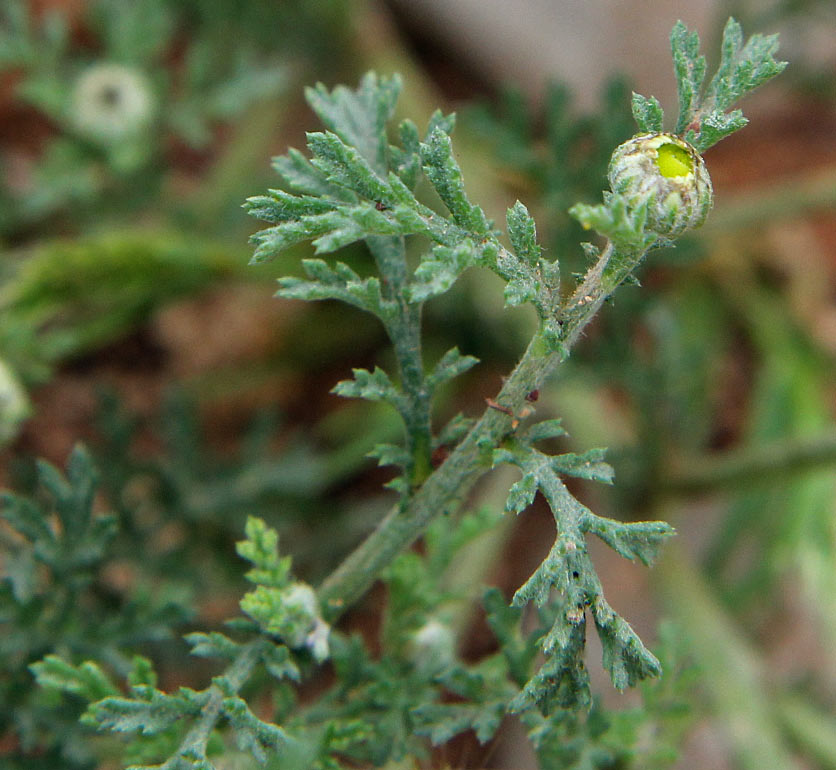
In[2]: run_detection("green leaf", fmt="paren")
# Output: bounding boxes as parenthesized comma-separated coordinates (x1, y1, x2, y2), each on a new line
(505, 472, 538, 514)
(31, 655, 119, 701)
(86, 688, 207, 735)
(272, 147, 351, 198)
(592, 596, 662, 690)
(259, 642, 300, 682)
(407, 241, 478, 303)
(671, 20, 706, 135)
(305, 72, 401, 174)
(509, 624, 591, 713)
(367, 443, 410, 470)
(421, 128, 490, 236)
(569, 194, 654, 251)
(1, 493, 54, 546)
(523, 419, 567, 444)
(702, 18, 787, 117)
(391, 118, 422, 189)
(240, 583, 328, 660)
(426, 347, 479, 390)
(4, 544, 37, 602)
(248, 215, 336, 263)
(494, 238, 554, 312)
(307, 131, 392, 203)
(506, 201, 541, 267)
(483, 588, 536, 686)
(666, 18, 787, 151)
(550, 448, 614, 484)
(425, 108, 456, 140)
(494, 442, 671, 699)
(243, 189, 335, 224)
(693, 109, 748, 151)
(222, 695, 288, 763)
(185, 632, 241, 661)
(127, 656, 158, 689)
(631, 92, 664, 133)
(276, 259, 389, 318)
(583, 516, 675, 566)
(412, 701, 506, 745)
(235, 517, 292, 589)
(435, 412, 476, 448)
(332, 366, 404, 409)
(2, 444, 117, 572)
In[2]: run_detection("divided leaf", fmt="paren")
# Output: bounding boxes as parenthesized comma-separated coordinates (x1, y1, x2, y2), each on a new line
(493, 442, 672, 706)
(412, 700, 506, 745)
(669, 18, 786, 150)
(367, 442, 410, 470)
(407, 241, 478, 303)
(421, 128, 491, 236)
(671, 20, 707, 135)
(509, 624, 591, 713)
(332, 366, 404, 410)
(592, 597, 662, 690)
(583, 516, 675, 566)
(507, 201, 541, 267)
(307, 131, 392, 203)
(222, 696, 288, 764)
(31, 655, 119, 702)
(185, 632, 241, 661)
(276, 259, 390, 319)
(1, 444, 117, 572)
(631, 92, 664, 133)
(426, 347, 479, 390)
(305, 72, 401, 173)
(86, 687, 208, 735)
(235, 516, 292, 589)
(550, 447, 614, 484)
(702, 18, 786, 119)
(505, 472, 538, 515)
(272, 147, 352, 198)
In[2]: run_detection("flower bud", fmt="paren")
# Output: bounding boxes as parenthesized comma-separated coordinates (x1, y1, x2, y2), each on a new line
(608, 133, 712, 237)
(278, 583, 330, 662)
(407, 619, 455, 675)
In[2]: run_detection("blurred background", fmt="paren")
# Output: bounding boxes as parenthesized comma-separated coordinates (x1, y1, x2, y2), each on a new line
(1, 1, 835, 768)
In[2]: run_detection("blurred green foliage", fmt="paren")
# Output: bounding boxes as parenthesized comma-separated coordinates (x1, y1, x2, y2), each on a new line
(0, 0, 353, 238)
(0, 3, 834, 769)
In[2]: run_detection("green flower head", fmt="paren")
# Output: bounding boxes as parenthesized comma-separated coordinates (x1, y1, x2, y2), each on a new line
(608, 132, 713, 237)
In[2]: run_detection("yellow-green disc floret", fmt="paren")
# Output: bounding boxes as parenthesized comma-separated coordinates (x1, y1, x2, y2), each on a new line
(655, 142, 692, 178)
(608, 132, 713, 236)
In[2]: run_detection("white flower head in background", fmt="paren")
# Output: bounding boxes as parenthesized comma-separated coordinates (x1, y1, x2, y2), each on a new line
(0, 359, 31, 446)
(71, 63, 155, 144)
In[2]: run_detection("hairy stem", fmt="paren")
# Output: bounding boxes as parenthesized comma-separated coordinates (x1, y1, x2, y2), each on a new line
(168, 638, 268, 763)
(367, 235, 433, 486)
(318, 238, 646, 621)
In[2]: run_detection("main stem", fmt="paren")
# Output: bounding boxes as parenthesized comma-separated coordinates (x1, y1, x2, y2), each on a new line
(367, 235, 433, 487)
(171, 637, 268, 761)
(319, 239, 645, 622)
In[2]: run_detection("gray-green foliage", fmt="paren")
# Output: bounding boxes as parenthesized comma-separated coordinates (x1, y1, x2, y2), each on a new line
(1, 447, 190, 770)
(0, 0, 306, 235)
(633, 18, 787, 151)
(465, 77, 635, 276)
(8, 17, 788, 770)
